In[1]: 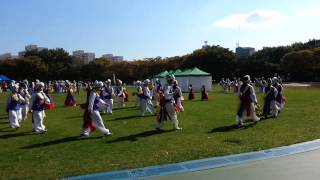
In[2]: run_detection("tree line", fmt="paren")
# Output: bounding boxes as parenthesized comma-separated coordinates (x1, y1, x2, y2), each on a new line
(1, 39, 320, 82)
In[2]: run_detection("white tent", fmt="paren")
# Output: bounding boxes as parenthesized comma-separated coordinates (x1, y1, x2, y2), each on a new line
(175, 68, 212, 92)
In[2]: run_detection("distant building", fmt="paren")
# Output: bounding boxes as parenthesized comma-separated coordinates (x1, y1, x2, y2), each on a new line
(102, 54, 114, 60)
(11, 55, 19, 59)
(0, 53, 12, 60)
(112, 56, 124, 62)
(202, 41, 210, 49)
(83, 52, 95, 64)
(72, 50, 95, 64)
(25, 44, 38, 51)
(72, 50, 85, 59)
(18, 51, 26, 57)
(25, 44, 47, 52)
(236, 47, 255, 57)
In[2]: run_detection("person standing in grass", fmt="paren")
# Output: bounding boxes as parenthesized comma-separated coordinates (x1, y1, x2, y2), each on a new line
(201, 85, 208, 101)
(101, 79, 114, 114)
(262, 79, 279, 119)
(156, 75, 182, 130)
(29, 82, 51, 133)
(236, 75, 260, 126)
(173, 80, 184, 112)
(116, 79, 124, 109)
(6, 84, 25, 129)
(154, 79, 163, 107)
(19, 83, 31, 121)
(81, 81, 112, 137)
(273, 77, 286, 112)
(140, 79, 156, 116)
(135, 81, 143, 107)
(188, 84, 195, 100)
(64, 84, 77, 107)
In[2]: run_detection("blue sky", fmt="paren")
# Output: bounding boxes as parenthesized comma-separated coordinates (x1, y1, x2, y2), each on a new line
(1, 0, 320, 60)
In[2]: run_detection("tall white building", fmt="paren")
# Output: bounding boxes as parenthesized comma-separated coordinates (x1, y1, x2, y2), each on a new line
(83, 52, 95, 64)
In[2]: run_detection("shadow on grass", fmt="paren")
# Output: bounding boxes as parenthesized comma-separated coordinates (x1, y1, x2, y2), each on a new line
(108, 115, 154, 121)
(0, 131, 37, 139)
(112, 106, 137, 111)
(107, 129, 174, 144)
(0, 117, 8, 120)
(21, 136, 102, 149)
(209, 122, 257, 133)
(66, 115, 83, 119)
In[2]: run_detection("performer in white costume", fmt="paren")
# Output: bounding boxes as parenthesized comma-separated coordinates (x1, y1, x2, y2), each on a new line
(29, 82, 50, 133)
(262, 78, 279, 119)
(101, 79, 114, 114)
(173, 80, 184, 112)
(19, 80, 31, 121)
(19, 83, 31, 121)
(81, 81, 112, 137)
(116, 79, 124, 109)
(6, 84, 25, 129)
(135, 81, 143, 107)
(156, 75, 182, 130)
(236, 75, 260, 126)
(140, 79, 156, 116)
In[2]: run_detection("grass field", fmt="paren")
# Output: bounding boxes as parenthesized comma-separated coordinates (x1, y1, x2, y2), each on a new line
(0, 86, 320, 180)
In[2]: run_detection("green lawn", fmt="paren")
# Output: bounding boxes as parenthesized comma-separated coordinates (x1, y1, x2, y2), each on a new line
(0, 86, 320, 180)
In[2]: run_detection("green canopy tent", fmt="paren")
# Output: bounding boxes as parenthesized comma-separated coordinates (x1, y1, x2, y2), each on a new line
(153, 70, 169, 86)
(153, 70, 169, 78)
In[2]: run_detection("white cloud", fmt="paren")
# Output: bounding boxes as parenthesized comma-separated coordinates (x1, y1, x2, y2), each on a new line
(214, 9, 287, 29)
(298, 5, 320, 17)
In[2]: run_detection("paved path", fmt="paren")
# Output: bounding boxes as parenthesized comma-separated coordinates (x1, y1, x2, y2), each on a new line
(66, 139, 320, 180)
(150, 148, 320, 180)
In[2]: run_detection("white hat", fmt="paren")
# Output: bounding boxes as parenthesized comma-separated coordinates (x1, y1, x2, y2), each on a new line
(136, 81, 141, 86)
(36, 82, 45, 90)
(11, 84, 19, 92)
(166, 74, 175, 81)
(93, 81, 103, 89)
(143, 79, 150, 85)
(272, 77, 278, 83)
(106, 79, 112, 84)
(243, 75, 251, 83)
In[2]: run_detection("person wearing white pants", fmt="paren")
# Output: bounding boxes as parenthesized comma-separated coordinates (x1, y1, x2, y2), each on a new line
(101, 79, 114, 114)
(156, 75, 182, 130)
(29, 82, 51, 133)
(140, 79, 156, 116)
(116, 79, 124, 109)
(6, 84, 25, 129)
(19, 83, 31, 121)
(135, 81, 143, 107)
(173, 80, 184, 112)
(236, 75, 260, 126)
(81, 81, 112, 137)
(262, 79, 279, 119)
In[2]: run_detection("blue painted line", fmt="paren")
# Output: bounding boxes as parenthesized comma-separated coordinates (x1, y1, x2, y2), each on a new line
(64, 139, 320, 180)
